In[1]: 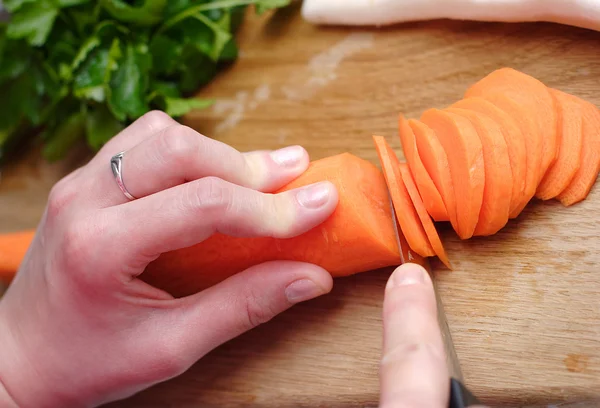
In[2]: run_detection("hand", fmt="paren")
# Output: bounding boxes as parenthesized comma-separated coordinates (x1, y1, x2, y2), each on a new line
(378, 263, 450, 408)
(0, 111, 339, 408)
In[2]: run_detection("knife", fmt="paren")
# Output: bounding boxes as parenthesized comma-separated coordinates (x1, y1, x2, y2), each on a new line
(387, 198, 481, 408)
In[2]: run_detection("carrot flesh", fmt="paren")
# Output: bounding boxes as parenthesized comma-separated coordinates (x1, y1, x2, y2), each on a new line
(0, 229, 35, 282)
(536, 89, 584, 200)
(451, 97, 527, 218)
(398, 162, 452, 269)
(420, 109, 485, 240)
(556, 100, 600, 206)
(409, 119, 459, 234)
(372, 135, 435, 258)
(398, 114, 448, 222)
(446, 107, 512, 236)
(474, 93, 540, 217)
(139, 153, 403, 297)
(465, 67, 558, 185)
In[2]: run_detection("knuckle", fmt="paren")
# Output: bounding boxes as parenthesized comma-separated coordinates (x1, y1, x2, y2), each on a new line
(188, 177, 234, 215)
(380, 342, 442, 369)
(46, 178, 77, 218)
(157, 125, 201, 165)
(151, 341, 190, 378)
(60, 218, 97, 279)
(241, 289, 278, 329)
(141, 110, 176, 132)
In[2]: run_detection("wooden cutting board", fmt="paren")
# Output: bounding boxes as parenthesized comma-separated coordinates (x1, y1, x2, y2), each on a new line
(2, 4, 600, 407)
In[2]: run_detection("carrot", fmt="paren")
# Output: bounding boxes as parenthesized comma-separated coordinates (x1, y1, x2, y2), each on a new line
(420, 108, 485, 240)
(556, 99, 600, 206)
(409, 119, 459, 234)
(450, 97, 527, 218)
(142, 152, 402, 297)
(465, 67, 558, 185)
(536, 89, 584, 200)
(398, 114, 448, 222)
(0, 229, 35, 283)
(398, 162, 452, 269)
(372, 135, 435, 258)
(446, 107, 512, 236)
(473, 92, 540, 218)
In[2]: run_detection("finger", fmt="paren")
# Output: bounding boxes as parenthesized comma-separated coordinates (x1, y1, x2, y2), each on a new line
(93, 124, 311, 206)
(159, 261, 333, 365)
(379, 263, 449, 408)
(91, 110, 178, 165)
(97, 177, 338, 272)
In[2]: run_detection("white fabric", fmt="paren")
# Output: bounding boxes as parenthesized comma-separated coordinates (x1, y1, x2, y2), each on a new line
(301, 0, 600, 32)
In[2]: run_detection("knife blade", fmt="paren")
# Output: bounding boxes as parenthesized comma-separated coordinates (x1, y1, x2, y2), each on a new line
(387, 197, 481, 408)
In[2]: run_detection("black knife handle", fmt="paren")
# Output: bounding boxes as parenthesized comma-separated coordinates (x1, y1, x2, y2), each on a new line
(448, 377, 481, 408)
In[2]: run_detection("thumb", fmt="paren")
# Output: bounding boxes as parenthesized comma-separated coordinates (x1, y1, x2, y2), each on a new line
(165, 261, 333, 362)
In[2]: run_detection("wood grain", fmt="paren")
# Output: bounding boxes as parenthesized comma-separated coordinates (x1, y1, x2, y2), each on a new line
(2, 4, 600, 407)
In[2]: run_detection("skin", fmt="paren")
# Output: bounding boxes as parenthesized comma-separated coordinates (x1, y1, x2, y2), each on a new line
(0, 111, 486, 408)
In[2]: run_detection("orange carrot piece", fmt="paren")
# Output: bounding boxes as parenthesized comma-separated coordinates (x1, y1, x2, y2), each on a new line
(474, 93, 540, 217)
(465, 67, 558, 185)
(142, 153, 403, 297)
(556, 99, 600, 206)
(372, 135, 435, 258)
(536, 89, 584, 200)
(398, 162, 452, 269)
(447, 107, 512, 236)
(409, 119, 459, 234)
(398, 114, 448, 222)
(0, 229, 35, 283)
(451, 97, 527, 218)
(420, 109, 485, 240)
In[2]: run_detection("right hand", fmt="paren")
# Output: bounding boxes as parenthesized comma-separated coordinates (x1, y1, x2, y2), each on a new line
(0, 111, 339, 408)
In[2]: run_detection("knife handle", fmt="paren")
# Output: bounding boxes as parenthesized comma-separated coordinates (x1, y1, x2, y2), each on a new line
(448, 377, 481, 408)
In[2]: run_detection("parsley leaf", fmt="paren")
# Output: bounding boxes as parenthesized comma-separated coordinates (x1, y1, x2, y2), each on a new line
(6, 0, 59, 46)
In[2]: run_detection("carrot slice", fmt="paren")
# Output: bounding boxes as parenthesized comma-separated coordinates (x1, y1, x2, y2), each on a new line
(474, 93, 540, 217)
(372, 135, 435, 257)
(409, 119, 459, 234)
(420, 109, 485, 240)
(447, 107, 512, 236)
(465, 67, 558, 185)
(0, 229, 35, 282)
(451, 97, 527, 218)
(398, 162, 452, 269)
(556, 99, 600, 206)
(535, 89, 584, 200)
(398, 114, 448, 222)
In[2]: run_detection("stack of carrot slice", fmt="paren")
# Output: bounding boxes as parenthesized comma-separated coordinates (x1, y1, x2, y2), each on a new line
(373, 67, 600, 268)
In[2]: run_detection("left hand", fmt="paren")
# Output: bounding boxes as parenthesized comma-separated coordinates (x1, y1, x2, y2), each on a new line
(0, 111, 339, 408)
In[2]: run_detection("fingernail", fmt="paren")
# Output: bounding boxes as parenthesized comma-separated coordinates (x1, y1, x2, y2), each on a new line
(296, 182, 331, 209)
(392, 263, 426, 286)
(285, 279, 326, 303)
(270, 146, 305, 167)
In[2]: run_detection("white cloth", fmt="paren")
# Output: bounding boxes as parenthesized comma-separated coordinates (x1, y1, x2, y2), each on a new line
(301, 0, 600, 32)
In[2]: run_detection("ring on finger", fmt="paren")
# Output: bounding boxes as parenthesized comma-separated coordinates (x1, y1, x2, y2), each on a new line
(110, 151, 137, 201)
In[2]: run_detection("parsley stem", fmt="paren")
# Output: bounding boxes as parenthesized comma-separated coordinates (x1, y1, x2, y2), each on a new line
(156, 0, 257, 35)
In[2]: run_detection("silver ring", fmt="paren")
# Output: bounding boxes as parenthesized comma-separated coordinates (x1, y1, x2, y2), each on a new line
(110, 151, 137, 200)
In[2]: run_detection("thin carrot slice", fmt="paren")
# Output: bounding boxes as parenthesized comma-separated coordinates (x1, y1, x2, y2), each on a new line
(475, 93, 539, 217)
(451, 97, 526, 218)
(398, 162, 452, 269)
(535, 89, 584, 200)
(420, 109, 485, 240)
(465, 67, 558, 184)
(447, 107, 512, 236)
(556, 99, 600, 206)
(372, 135, 435, 257)
(398, 114, 448, 222)
(409, 119, 459, 234)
